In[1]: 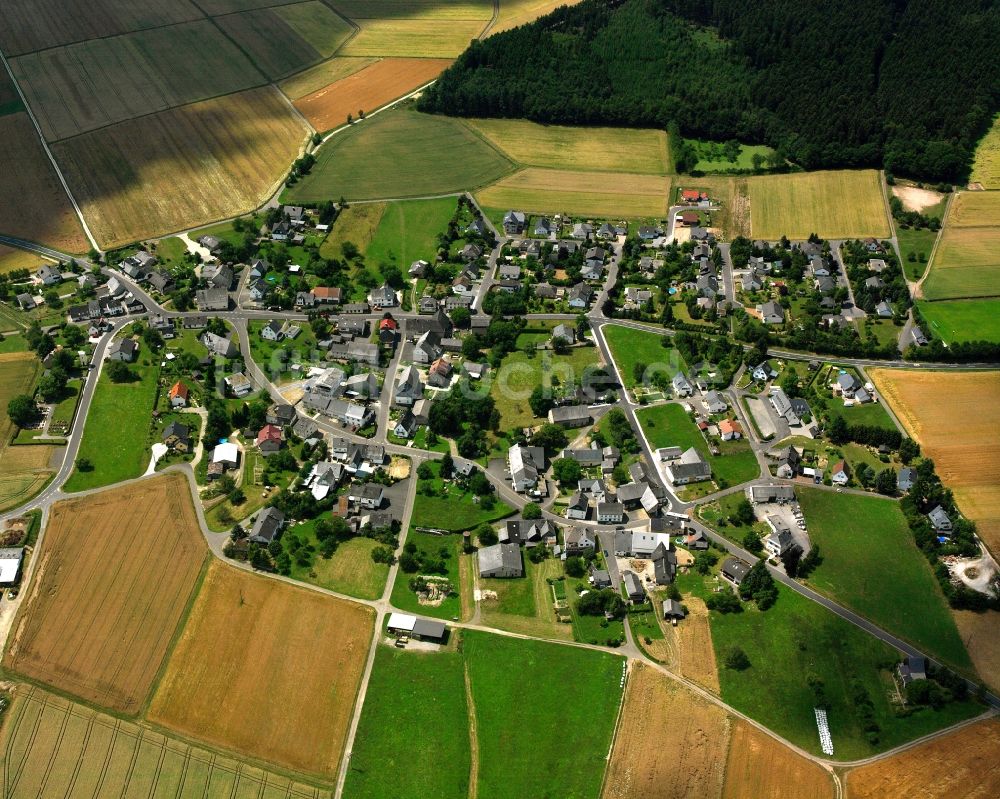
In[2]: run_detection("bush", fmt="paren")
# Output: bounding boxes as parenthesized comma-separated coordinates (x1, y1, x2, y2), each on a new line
(564, 556, 586, 577)
(522, 502, 541, 519)
(724, 646, 751, 670)
(706, 589, 742, 613)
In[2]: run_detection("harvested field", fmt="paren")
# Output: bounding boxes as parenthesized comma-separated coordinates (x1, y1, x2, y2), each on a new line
(603, 663, 730, 799)
(294, 58, 453, 132)
(466, 118, 671, 174)
(490, 0, 586, 34)
(330, 0, 493, 20)
(11, 21, 264, 142)
(748, 170, 890, 240)
(3, 473, 206, 713)
(340, 19, 487, 58)
(0, 113, 89, 252)
(845, 717, 1000, 798)
(676, 595, 720, 693)
(892, 185, 946, 215)
(149, 562, 374, 776)
(320, 202, 386, 258)
(0, 686, 331, 799)
(923, 227, 1000, 300)
(0, 0, 203, 57)
(954, 610, 1000, 695)
(280, 56, 379, 100)
(476, 168, 670, 218)
(55, 87, 308, 248)
(970, 115, 1000, 189)
(722, 721, 833, 799)
(0, 352, 56, 511)
(946, 190, 1000, 227)
(199, 0, 303, 12)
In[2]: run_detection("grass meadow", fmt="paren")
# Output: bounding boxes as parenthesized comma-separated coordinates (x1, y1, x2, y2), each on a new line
(922, 227, 1000, 300)
(286, 520, 391, 599)
(602, 323, 685, 389)
(970, 114, 1000, 189)
(490, 346, 601, 428)
(410, 460, 516, 532)
(389, 530, 471, 620)
(366, 197, 458, 270)
(896, 226, 938, 281)
(917, 299, 1000, 343)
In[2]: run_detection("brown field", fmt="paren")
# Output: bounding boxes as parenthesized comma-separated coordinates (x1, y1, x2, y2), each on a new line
(53, 87, 308, 248)
(490, 0, 586, 34)
(148, 562, 374, 777)
(339, 19, 487, 58)
(953, 609, 1000, 694)
(845, 717, 1000, 798)
(676, 595, 721, 693)
(0, 245, 52, 275)
(946, 190, 1000, 228)
(603, 663, 730, 799)
(294, 57, 453, 132)
(0, 0, 202, 57)
(0, 113, 88, 252)
(280, 56, 379, 100)
(3, 473, 207, 714)
(722, 721, 833, 799)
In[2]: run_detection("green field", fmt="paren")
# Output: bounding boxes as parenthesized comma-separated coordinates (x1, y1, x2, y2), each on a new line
(922, 227, 1000, 301)
(286, 109, 514, 202)
(63, 357, 159, 492)
(636, 402, 760, 487)
(686, 138, 776, 173)
(464, 630, 623, 799)
(410, 460, 515, 531)
(748, 170, 890, 240)
(344, 646, 471, 799)
(389, 530, 470, 620)
(684, 573, 982, 760)
(896, 225, 938, 281)
(0, 686, 331, 799)
(917, 299, 1000, 344)
(602, 324, 685, 390)
(814, 365, 899, 431)
(366, 197, 458, 270)
(286, 521, 390, 599)
(797, 488, 971, 671)
(491, 347, 601, 428)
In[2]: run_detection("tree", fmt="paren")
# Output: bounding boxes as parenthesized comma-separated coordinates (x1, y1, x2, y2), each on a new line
(7, 394, 39, 427)
(476, 523, 498, 546)
(37, 367, 68, 402)
(440, 452, 454, 479)
(531, 423, 567, 453)
(632, 361, 647, 385)
(742, 531, 763, 554)
(875, 468, 897, 495)
(371, 545, 395, 564)
(105, 360, 134, 383)
(725, 646, 751, 670)
(827, 414, 849, 444)
(731, 498, 756, 526)
(417, 461, 434, 480)
(552, 457, 583, 485)
(564, 556, 586, 577)
(529, 385, 554, 418)
(523, 502, 541, 519)
(694, 550, 718, 575)
(899, 437, 920, 464)
(798, 545, 823, 577)
(75, 457, 94, 472)
(706, 589, 742, 613)
(739, 561, 778, 609)
(450, 306, 471, 328)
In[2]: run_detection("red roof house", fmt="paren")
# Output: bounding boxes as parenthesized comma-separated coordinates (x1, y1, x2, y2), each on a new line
(168, 381, 189, 407)
(256, 423, 283, 454)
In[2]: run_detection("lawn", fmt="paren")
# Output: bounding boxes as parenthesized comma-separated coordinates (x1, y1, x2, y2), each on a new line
(343, 646, 471, 799)
(286, 521, 391, 600)
(286, 109, 514, 202)
(463, 630, 624, 799)
(62, 358, 159, 492)
(366, 197, 458, 271)
(603, 323, 685, 390)
(0, 333, 29, 353)
(411, 460, 515, 531)
(247, 320, 319, 383)
(917, 299, 1000, 344)
(491, 346, 600, 428)
(686, 573, 982, 760)
(797, 487, 971, 671)
(895, 226, 937, 281)
(637, 402, 760, 487)
(389, 529, 470, 620)
(686, 138, 776, 173)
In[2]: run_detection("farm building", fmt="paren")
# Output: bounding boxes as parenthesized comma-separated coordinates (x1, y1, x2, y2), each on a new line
(662, 599, 686, 620)
(479, 543, 523, 578)
(747, 485, 796, 504)
(548, 404, 592, 428)
(386, 613, 447, 643)
(0, 548, 24, 586)
(623, 571, 646, 602)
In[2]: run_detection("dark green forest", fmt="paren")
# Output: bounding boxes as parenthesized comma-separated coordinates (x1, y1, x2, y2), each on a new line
(418, 0, 1000, 181)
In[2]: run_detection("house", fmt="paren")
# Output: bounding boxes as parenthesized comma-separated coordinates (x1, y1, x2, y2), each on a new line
(249, 507, 285, 545)
(460, 243, 483, 263)
(201, 331, 238, 359)
(378, 316, 398, 345)
(836, 372, 859, 397)
(719, 419, 742, 441)
(565, 492, 590, 520)
(551, 323, 576, 346)
(703, 390, 727, 414)
(671, 373, 693, 398)
(616, 481, 651, 510)
(533, 217, 552, 236)
(503, 519, 557, 547)
(417, 296, 438, 314)
(149, 314, 174, 338)
(16, 293, 35, 310)
(503, 210, 527, 235)
(452, 275, 474, 295)
(466, 217, 487, 237)
(775, 446, 801, 478)
(769, 387, 800, 425)
(252, 424, 280, 455)
(578, 478, 607, 502)
(395, 365, 424, 406)
(340, 302, 370, 315)
(168, 381, 189, 408)
(652, 542, 677, 584)
(721, 557, 751, 586)
(121, 250, 156, 277)
(742, 269, 764, 292)
(597, 502, 624, 524)
(197, 235, 223, 254)
(831, 460, 850, 485)
(679, 211, 699, 226)
(534, 282, 557, 300)
(195, 287, 228, 311)
(897, 467, 916, 493)
(270, 220, 291, 240)
(764, 516, 794, 556)
(210, 442, 239, 472)
(637, 225, 661, 241)
(928, 505, 953, 532)
(564, 526, 595, 554)
(427, 357, 453, 388)
(350, 483, 384, 510)
(662, 599, 686, 620)
(386, 612, 447, 643)
(346, 340, 379, 366)
(571, 222, 593, 240)
(260, 320, 284, 341)
(413, 330, 443, 364)
(747, 485, 795, 504)
(498, 263, 521, 280)
(815, 276, 837, 295)
(508, 443, 545, 493)
(463, 362, 485, 380)
(898, 656, 928, 686)
(751, 362, 777, 382)
(547, 405, 591, 428)
(36, 264, 62, 285)
(757, 300, 785, 325)
(910, 325, 929, 347)
(202, 263, 232, 291)
(624, 287, 653, 307)
(683, 529, 709, 550)
(479, 543, 523, 578)
(312, 286, 342, 304)
(107, 338, 138, 362)
(162, 421, 191, 452)
(306, 461, 344, 501)
(368, 282, 397, 309)
(615, 570, 643, 603)
(875, 300, 893, 318)
(409, 259, 429, 279)
(393, 410, 418, 439)
(224, 373, 253, 397)
(666, 447, 711, 485)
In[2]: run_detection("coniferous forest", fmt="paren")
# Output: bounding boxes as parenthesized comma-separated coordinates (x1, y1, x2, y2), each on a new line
(418, 0, 1000, 181)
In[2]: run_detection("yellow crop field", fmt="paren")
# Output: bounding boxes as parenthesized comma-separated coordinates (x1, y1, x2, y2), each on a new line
(748, 170, 890, 240)
(466, 118, 671, 175)
(947, 190, 1000, 227)
(0, 245, 50, 275)
(340, 19, 487, 58)
(970, 115, 1000, 189)
(54, 87, 308, 248)
(723, 721, 833, 799)
(923, 227, 1000, 300)
(149, 562, 374, 777)
(0, 686, 332, 799)
(280, 56, 379, 100)
(491, 0, 586, 34)
(477, 168, 670, 217)
(330, 0, 493, 19)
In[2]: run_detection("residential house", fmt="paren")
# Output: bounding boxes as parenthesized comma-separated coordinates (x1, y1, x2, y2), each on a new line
(201, 331, 238, 359)
(413, 330, 443, 363)
(571, 222, 592, 240)
(108, 338, 138, 362)
(534, 217, 552, 236)
(672, 372, 693, 398)
(498, 263, 521, 280)
(452, 275, 474, 295)
(121, 250, 156, 278)
(564, 526, 595, 554)
(508, 443, 545, 493)
(466, 217, 487, 237)
(578, 478, 607, 503)
(198, 235, 222, 254)
(831, 460, 850, 485)
(662, 599, 686, 620)
(306, 461, 344, 501)
(815, 276, 837, 295)
(547, 404, 591, 428)
(195, 287, 228, 311)
(346, 340, 379, 366)
(394, 365, 424, 406)
(704, 390, 727, 414)
(898, 656, 928, 686)
(747, 485, 795, 504)
(836, 372, 859, 397)
(503, 210, 526, 235)
(224, 373, 253, 398)
(757, 300, 785, 325)
(350, 483, 384, 510)
(764, 516, 794, 556)
(343, 372, 379, 399)
(202, 263, 233, 291)
(460, 243, 483, 262)
(16, 293, 35, 310)
(652, 542, 677, 585)
(534, 282, 557, 300)
(162, 421, 191, 452)
(256, 424, 283, 455)
(260, 320, 284, 341)
(393, 410, 418, 439)
(679, 211, 699, 226)
(775, 446, 801, 479)
(719, 419, 742, 441)
(875, 300, 893, 318)
(769, 387, 800, 425)
(148, 314, 174, 339)
(427, 357, 453, 388)
(589, 565, 612, 589)
(168, 381, 189, 408)
(597, 502, 624, 524)
(928, 505, 953, 532)
(552, 323, 575, 345)
(418, 296, 439, 314)
(666, 447, 711, 485)
(721, 557, 751, 586)
(249, 507, 285, 545)
(36, 264, 62, 285)
(897, 467, 916, 493)
(565, 493, 590, 521)
(637, 226, 661, 241)
(409, 260, 429, 279)
(368, 282, 397, 309)
(502, 519, 557, 547)
(312, 286, 342, 304)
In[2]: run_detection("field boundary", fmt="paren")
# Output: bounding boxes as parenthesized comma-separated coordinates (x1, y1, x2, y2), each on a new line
(597, 658, 631, 798)
(463, 659, 480, 799)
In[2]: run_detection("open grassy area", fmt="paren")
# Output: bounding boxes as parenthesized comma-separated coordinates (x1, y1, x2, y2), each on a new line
(320, 202, 386, 259)
(389, 530, 471, 620)
(923, 226, 1000, 300)
(896, 225, 938, 281)
(411, 460, 515, 531)
(686, 138, 776, 173)
(970, 114, 1000, 189)
(917, 299, 1000, 344)
(603, 323, 685, 390)
(679, 572, 982, 760)
(366, 197, 458, 271)
(286, 521, 391, 599)
(287, 109, 514, 202)
(813, 364, 899, 431)
(344, 647, 471, 799)
(491, 346, 601, 428)
(748, 170, 890, 240)
(464, 630, 623, 798)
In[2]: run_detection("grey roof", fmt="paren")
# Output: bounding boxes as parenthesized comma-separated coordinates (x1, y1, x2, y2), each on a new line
(623, 570, 644, 598)
(663, 599, 685, 618)
(249, 507, 285, 544)
(479, 543, 523, 577)
(722, 557, 751, 583)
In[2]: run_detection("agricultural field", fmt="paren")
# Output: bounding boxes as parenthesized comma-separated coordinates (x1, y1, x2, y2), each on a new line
(320, 202, 386, 258)
(0, 245, 49, 275)
(287, 109, 513, 202)
(491, 346, 602, 428)
(918, 299, 1000, 343)
(490, 0, 584, 34)
(673, 594, 721, 693)
(942, 190, 1000, 227)
(4, 474, 206, 713)
(922, 227, 1000, 300)
(280, 56, 379, 100)
(477, 167, 671, 218)
(199, 0, 304, 12)
(149, 562, 374, 777)
(340, 19, 488, 58)
(215, 3, 353, 81)
(747, 170, 890, 240)
(330, 0, 493, 20)
(970, 114, 1000, 189)
(0, 686, 331, 799)
(0, 352, 57, 512)
(11, 20, 265, 142)
(602, 663, 730, 799)
(466, 118, 671, 175)
(0, 0, 204, 57)
(55, 87, 308, 248)
(343, 647, 471, 799)
(293, 58, 453, 132)
(0, 113, 89, 252)
(722, 721, 834, 799)
(845, 716, 1000, 798)
(603, 323, 685, 390)
(464, 630, 623, 799)
(797, 487, 971, 671)
(366, 197, 459, 274)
